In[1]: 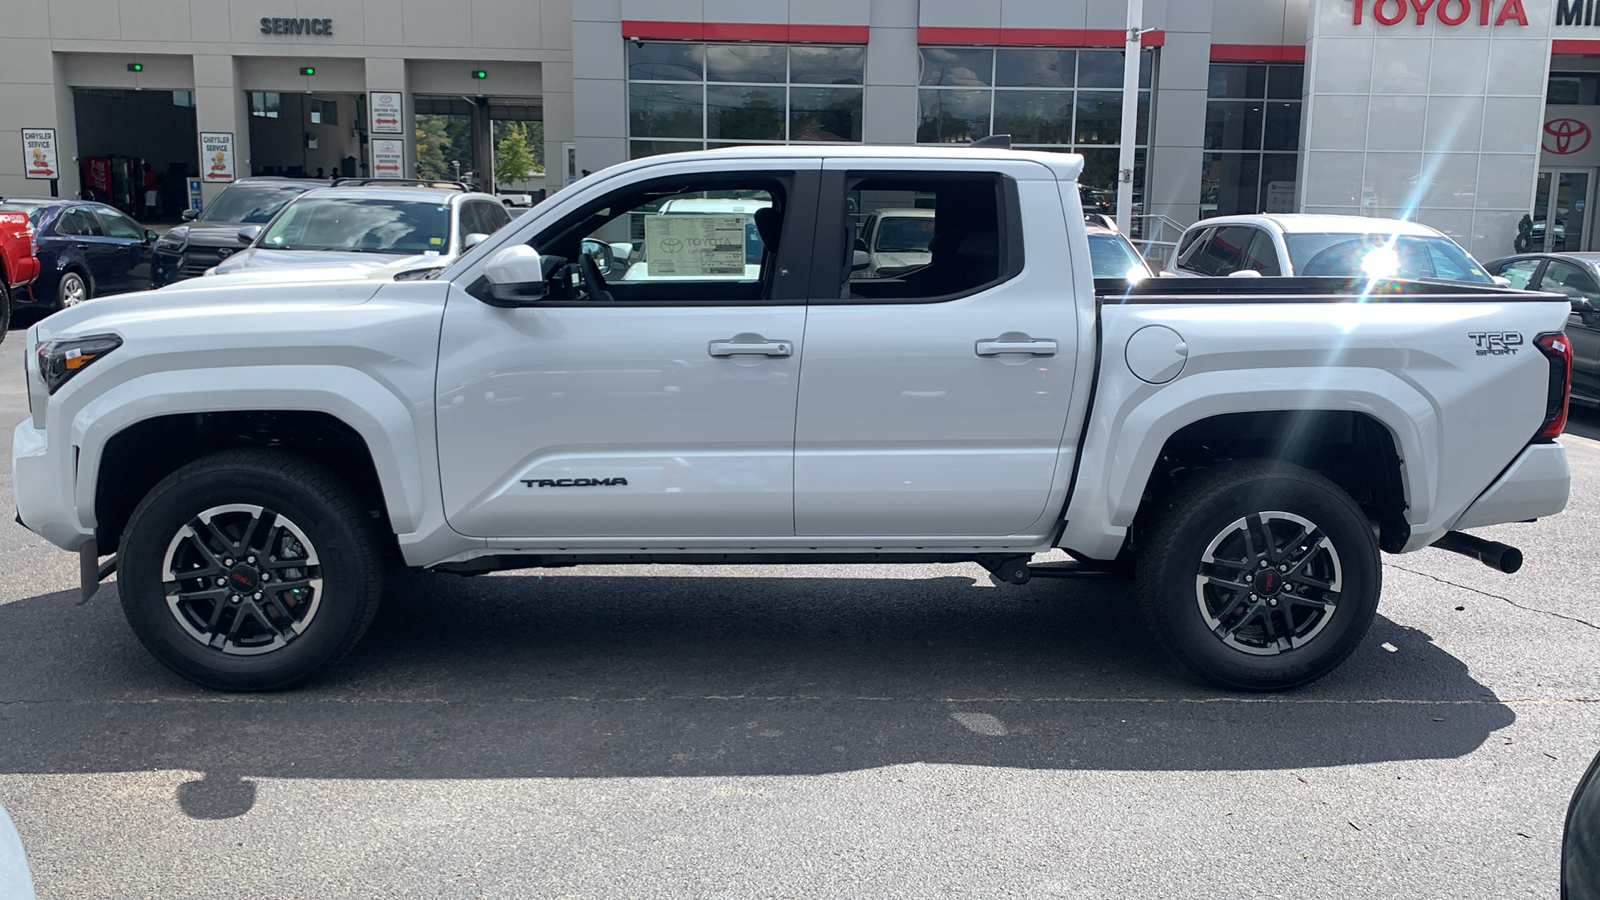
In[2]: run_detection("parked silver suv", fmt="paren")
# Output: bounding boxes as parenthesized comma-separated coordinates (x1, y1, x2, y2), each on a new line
(211, 179, 512, 277)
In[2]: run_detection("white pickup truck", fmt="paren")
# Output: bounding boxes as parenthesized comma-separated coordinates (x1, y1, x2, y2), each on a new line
(12, 146, 1574, 693)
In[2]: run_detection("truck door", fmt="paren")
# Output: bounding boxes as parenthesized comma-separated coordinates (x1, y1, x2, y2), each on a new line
(793, 159, 1081, 537)
(434, 159, 819, 537)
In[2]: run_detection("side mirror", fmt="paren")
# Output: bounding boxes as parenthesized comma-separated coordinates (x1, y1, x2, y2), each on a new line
(482, 244, 547, 307)
(462, 232, 489, 252)
(1492, 275, 1513, 288)
(1227, 269, 1263, 278)
(581, 237, 616, 275)
(236, 226, 261, 244)
(180, 208, 199, 221)
(143, 229, 159, 243)
(1575, 296, 1600, 327)
(853, 237, 869, 253)
(852, 250, 871, 271)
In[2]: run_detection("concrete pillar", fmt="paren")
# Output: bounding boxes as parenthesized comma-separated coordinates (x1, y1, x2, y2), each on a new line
(864, 0, 919, 145)
(192, 55, 250, 205)
(1145, 0, 1215, 232)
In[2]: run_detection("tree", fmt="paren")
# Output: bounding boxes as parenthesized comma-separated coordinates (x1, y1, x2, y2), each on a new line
(414, 114, 451, 179)
(493, 120, 545, 175)
(494, 122, 536, 189)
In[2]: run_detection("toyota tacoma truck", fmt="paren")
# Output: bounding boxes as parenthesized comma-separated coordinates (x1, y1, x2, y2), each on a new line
(11, 146, 1574, 692)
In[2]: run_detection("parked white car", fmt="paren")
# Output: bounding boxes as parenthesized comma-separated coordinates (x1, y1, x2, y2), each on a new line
(1165, 214, 1494, 284)
(857, 207, 934, 277)
(211, 181, 512, 278)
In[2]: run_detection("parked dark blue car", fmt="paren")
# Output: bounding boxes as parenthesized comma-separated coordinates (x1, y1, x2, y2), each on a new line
(0, 199, 157, 311)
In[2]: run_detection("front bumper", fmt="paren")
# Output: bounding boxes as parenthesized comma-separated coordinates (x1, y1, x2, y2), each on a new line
(1451, 441, 1571, 531)
(12, 419, 92, 552)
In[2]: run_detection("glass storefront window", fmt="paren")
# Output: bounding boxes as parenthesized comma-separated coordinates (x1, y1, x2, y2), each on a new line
(628, 42, 704, 81)
(995, 49, 1075, 88)
(919, 48, 994, 86)
(707, 85, 785, 140)
(789, 86, 863, 141)
(1201, 63, 1303, 218)
(790, 45, 864, 85)
(915, 47, 1153, 218)
(627, 42, 866, 157)
(707, 44, 787, 83)
(916, 89, 991, 143)
(992, 91, 1074, 143)
(629, 83, 703, 139)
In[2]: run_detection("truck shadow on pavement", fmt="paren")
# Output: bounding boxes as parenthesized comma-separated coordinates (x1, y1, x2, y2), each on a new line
(0, 569, 1514, 819)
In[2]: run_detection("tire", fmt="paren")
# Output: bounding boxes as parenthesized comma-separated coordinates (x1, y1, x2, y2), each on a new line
(1135, 460, 1381, 692)
(0, 280, 10, 345)
(58, 270, 88, 309)
(118, 449, 384, 690)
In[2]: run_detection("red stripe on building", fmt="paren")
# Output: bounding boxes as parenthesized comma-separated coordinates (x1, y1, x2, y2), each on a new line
(921, 27, 1164, 47)
(620, 21, 870, 43)
(1553, 39, 1600, 56)
(1210, 44, 1306, 62)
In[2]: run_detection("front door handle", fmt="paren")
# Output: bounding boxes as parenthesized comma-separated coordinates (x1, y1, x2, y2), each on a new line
(709, 337, 793, 358)
(976, 336, 1057, 357)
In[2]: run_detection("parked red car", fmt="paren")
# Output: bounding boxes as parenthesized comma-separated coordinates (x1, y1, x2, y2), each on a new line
(0, 208, 40, 342)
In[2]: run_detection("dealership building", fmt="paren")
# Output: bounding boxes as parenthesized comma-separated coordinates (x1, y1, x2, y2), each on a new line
(2, 0, 1599, 257)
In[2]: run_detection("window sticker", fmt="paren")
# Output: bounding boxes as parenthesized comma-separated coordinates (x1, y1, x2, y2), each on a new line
(644, 215, 746, 276)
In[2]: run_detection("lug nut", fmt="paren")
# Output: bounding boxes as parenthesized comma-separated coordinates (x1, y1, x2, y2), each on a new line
(247, 556, 255, 564)
(216, 578, 226, 586)
(224, 559, 234, 567)
(1259, 560, 1268, 568)
(1268, 598, 1279, 607)
(1278, 564, 1288, 572)
(1284, 583, 1294, 592)
(230, 595, 241, 604)
(253, 592, 262, 600)
(1249, 593, 1258, 602)
(261, 573, 271, 581)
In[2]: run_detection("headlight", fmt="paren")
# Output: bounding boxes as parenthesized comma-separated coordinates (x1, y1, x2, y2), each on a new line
(36, 334, 122, 394)
(156, 237, 185, 252)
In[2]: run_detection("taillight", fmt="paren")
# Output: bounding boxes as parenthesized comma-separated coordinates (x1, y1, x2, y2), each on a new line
(1533, 331, 1572, 442)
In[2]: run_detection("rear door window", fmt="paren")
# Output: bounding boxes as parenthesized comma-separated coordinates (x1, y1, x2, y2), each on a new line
(1495, 258, 1542, 290)
(1184, 225, 1254, 276)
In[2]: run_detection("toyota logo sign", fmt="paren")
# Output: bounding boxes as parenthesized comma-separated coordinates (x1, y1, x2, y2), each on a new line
(1544, 118, 1592, 155)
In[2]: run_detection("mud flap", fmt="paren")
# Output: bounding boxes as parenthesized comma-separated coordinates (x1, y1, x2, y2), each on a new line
(77, 541, 116, 605)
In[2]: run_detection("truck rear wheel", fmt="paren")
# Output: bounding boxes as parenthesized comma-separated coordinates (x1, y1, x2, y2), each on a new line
(1135, 460, 1380, 691)
(118, 449, 383, 690)
(0, 281, 10, 344)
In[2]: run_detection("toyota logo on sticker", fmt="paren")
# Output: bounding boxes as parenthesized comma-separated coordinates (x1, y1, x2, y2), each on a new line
(1544, 118, 1591, 155)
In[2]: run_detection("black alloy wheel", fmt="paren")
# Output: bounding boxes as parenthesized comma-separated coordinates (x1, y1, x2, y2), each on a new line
(1135, 460, 1381, 691)
(119, 449, 383, 690)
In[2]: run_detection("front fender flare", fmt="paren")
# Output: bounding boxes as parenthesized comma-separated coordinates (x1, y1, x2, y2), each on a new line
(72, 365, 429, 534)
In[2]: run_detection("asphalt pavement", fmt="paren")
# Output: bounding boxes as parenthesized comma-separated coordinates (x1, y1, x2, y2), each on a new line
(0, 325, 1597, 898)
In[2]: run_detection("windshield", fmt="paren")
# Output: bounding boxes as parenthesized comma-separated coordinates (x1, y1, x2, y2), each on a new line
(1285, 232, 1491, 283)
(257, 198, 451, 254)
(1088, 232, 1150, 279)
(199, 183, 314, 224)
(874, 216, 934, 253)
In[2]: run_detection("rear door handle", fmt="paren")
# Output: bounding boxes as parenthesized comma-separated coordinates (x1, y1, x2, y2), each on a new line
(976, 337, 1057, 357)
(709, 338, 793, 358)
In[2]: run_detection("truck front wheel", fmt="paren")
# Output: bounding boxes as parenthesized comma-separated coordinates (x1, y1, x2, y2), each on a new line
(118, 449, 383, 690)
(1135, 460, 1381, 691)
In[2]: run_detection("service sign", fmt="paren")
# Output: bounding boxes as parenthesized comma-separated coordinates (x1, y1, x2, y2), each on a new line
(200, 132, 235, 182)
(21, 128, 57, 180)
(370, 91, 403, 135)
(372, 138, 404, 178)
